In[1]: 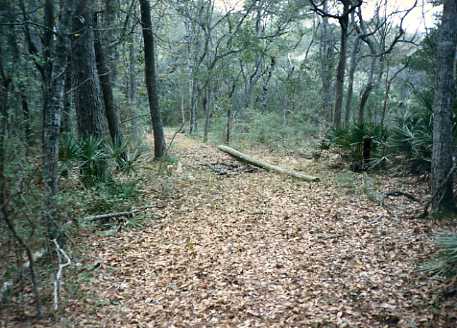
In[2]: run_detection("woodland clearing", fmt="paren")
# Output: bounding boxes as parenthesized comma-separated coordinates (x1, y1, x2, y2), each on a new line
(4, 132, 457, 327)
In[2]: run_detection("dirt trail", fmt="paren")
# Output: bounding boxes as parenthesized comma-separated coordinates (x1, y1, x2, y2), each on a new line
(61, 134, 454, 327)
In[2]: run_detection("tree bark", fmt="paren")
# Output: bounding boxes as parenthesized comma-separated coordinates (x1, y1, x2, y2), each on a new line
(71, 0, 104, 140)
(61, 60, 72, 135)
(127, 33, 140, 140)
(357, 55, 377, 125)
(71, 0, 107, 182)
(203, 86, 211, 143)
(333, 9, 349, 129)
(94, 13, 125, 149)
(319, 0, 334, 122)
(139, 0, 166, 159)
(431, 0, 457, 214)
(104, 0, 118, 82)
(42, 0, 73, 243)
(344, 32, 360, 127)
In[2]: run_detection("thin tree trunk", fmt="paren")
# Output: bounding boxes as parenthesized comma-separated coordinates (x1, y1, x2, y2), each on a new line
(104, 0, 118, 82)
(203, 86, 211, 143)
(139, 0, 166, 159)
(357, 54, 377, 125)
(333, 12, 349, 129)
(19, 88, 32, 143)
(431, 0, 457, 214)
(127, 34, 140, 140)
(42, 0, 72, 243)
(94, 14, 124, 149)
(344, 35, 360, 127)
(61, 63, 72, 135)
(260, 57, 275, 113)
(190, 81, 198, 134)
(380, 70, 390, 128)
(226, 80, 236, 144)
(319, 0, 334, 122)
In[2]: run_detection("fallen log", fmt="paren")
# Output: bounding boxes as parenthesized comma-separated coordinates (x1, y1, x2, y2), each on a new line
(217, 145, 320, 182)
(80, 206, 156, 222)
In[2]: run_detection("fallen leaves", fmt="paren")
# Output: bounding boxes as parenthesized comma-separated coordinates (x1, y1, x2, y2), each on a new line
(11, 133, 456, 327)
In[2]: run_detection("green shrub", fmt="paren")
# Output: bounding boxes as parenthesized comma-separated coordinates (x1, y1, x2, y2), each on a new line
(82, 180, 139, 215)
(388, 109, 433, 163)
(107, 139, 143, 175)
(421, 233, 457, 278)
(79, 136, 108, 185)
(327, 124, 389, 162)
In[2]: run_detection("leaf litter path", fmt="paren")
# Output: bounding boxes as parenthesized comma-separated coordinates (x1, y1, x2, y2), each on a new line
(67, 134, 454, 327)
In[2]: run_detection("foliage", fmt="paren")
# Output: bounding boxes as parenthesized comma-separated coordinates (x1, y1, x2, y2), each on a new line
(83, 180, 140, 215)
(108, 139, 143, 175)
(78, 136, 108, 185)
(388, 108, 433, 170)
(59, 135, 144, 183)
(421, 233, 457, 278)
(327, 124, 388, 162)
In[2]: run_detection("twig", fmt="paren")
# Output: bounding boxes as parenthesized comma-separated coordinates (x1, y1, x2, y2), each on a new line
(0, 207, 43, 317)
(166, 122, 186, 155)
(383, 191, 421, 203)
(52, 239, 71, 311)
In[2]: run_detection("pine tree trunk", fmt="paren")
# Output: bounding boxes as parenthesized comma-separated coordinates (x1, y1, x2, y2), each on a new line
(431, 0, 457, 214)
(139, 0, 166, 159)
(71, 0, 107, 181)
(72, 0, 104, 139)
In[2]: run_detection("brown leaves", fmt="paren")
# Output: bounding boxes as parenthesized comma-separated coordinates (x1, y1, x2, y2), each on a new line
(34, 134, 457, 327)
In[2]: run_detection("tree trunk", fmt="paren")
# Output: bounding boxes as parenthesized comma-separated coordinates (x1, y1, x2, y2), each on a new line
(344, 35, 360, 127)
(203, 86, 211, 143)
(333, 11, 349, 129)
(71, 0, 107, 181)
(139, 0, 166, 159)
(61, 62, 72, 135)
(380, 70, 391, 128)
(104, 0, 118, 82)
(260, 57, 275, 113)
(0, 47, 11, 213)
(319, 0, 334, 122)
(42, 0, 72, 243)
(94, 14, 125, 149)
(226, 80, 237, 144)
(190, 81, 198, 134)
(19, 88, 32, 143)
(357, 54, 377, 125)
(431, 0, 457, 214)
(72, 0, 104, 139)
(127, 34, 140, 141)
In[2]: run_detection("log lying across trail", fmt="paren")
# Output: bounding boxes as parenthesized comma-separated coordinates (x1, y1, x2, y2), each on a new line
(217, 145, 320, 182)
(80, 206, 156, 222)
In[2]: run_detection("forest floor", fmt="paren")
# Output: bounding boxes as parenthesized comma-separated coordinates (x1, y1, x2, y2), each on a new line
(6, 132, 457, 327)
